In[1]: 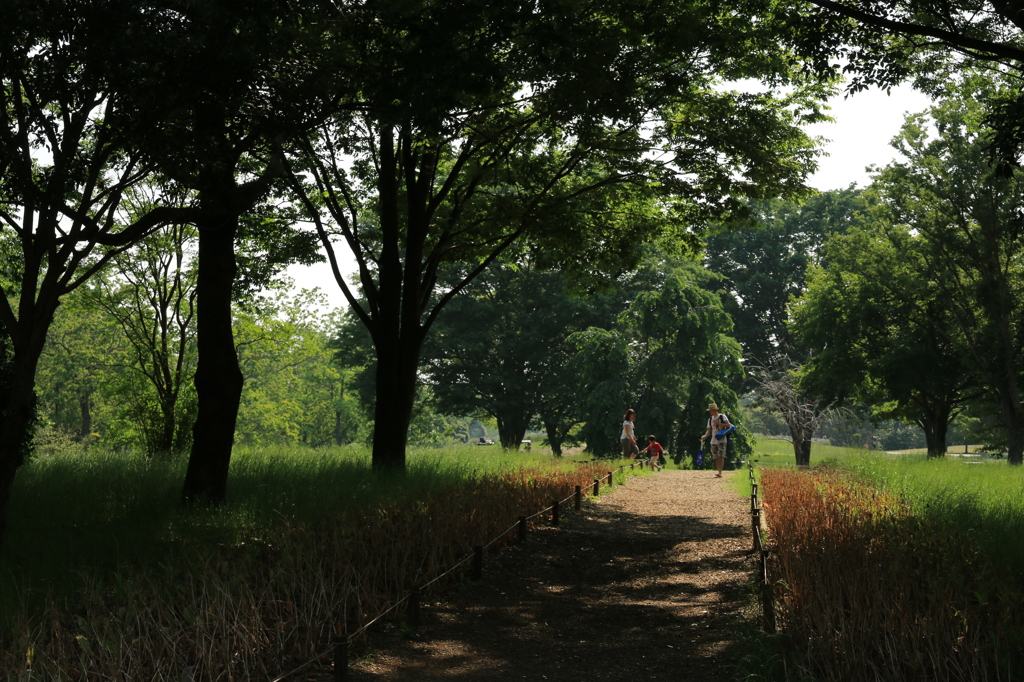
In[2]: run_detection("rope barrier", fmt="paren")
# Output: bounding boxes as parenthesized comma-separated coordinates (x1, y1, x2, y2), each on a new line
(525, 504, 553, 522)
(421, 549, 477, 591)
(483, 518, 523, 550)
(346, 592, 411, 643)
(270, 462, 640, 680)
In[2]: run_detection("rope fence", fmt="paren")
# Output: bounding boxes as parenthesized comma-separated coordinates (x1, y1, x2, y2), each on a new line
(270, 457, 658, 682)
(748, 461, 776, 633)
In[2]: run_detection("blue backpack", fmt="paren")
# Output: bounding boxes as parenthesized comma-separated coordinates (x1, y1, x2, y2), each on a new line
(711, 414, 736, 439)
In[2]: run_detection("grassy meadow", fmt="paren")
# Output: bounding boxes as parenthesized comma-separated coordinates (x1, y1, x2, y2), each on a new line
(0, 443, 643, 680)
(757, 453, 1024, 681)
(746, 437, 865, 468)
(748, 436, 997, 466)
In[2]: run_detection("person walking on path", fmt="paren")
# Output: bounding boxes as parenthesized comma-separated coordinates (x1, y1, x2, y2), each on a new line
(700, 402, 732, 478)
(620, 409, 639, 459)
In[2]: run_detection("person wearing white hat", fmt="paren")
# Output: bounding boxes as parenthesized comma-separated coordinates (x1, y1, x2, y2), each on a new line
(700, 402, 732, 478)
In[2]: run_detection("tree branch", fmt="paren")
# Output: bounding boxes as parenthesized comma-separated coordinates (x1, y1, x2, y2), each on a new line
(805, 0, 1024, 63)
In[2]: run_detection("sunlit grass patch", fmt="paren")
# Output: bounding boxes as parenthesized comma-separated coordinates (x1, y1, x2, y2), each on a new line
(751, 438, 866, 465)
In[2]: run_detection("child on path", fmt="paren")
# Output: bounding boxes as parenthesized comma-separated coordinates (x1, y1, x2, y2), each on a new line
(639, 435, 665, 470)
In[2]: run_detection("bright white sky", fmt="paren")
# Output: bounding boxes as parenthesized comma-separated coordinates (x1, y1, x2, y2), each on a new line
(806, 83, 934, 191)
(286, 83, 936, 311)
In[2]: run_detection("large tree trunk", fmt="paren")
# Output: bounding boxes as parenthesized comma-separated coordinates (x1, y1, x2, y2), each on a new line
(918, 407, 951, 459)
(370, 334, 419, 472)
(181, 211, 243, 503)
(543, 418, 563, 457)
(997, 345, 1024, 466)
(793, 438, 812, 467)
(496, 409, 529, 450)
(0, 352, 45, 549)
(1007, 419, 1024, 465)
(998, 393, 1024, 466)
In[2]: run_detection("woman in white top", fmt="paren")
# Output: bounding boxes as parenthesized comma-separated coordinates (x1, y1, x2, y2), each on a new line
(620, 408, 639, 459)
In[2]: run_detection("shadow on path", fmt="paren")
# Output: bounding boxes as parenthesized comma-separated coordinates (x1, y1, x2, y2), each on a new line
(316, 471, 755, 682)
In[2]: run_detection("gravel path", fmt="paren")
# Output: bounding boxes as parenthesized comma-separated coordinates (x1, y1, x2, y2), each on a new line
(311, 469, 754, 682)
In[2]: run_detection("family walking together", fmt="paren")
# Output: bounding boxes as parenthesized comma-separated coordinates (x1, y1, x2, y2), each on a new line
(619, 402, 732, 476)
(619, 409, 665, 470)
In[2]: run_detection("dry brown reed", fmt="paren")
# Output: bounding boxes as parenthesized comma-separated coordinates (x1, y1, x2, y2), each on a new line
(2, 462, 613, 681)
(762, 467, 1024, 682)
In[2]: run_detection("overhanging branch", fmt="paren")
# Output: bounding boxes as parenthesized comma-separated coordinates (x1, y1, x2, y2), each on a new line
(806, 0, 1024, 63)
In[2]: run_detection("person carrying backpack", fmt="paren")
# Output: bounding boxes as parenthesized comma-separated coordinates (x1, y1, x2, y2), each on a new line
(700, 402, 733, 478)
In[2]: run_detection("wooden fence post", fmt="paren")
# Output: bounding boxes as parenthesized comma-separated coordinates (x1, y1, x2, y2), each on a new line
(471, 545, 483, 581)
(518, 516, 527, 543)
(593, 478, 600, 496)
(574, 485, 582, 511)
(752, 509, 761, 552)
(760, 550, 776, 633)
(607, 471, 614, 487)
(551, 499, 560, 526)
(333, 635, 347, 682)
(407, 585, 421, 630)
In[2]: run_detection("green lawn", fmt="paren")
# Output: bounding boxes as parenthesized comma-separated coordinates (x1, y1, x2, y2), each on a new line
(749, 437, 866, 465)
(833, 453, 1024, 578)
(749, 437, 996, 465)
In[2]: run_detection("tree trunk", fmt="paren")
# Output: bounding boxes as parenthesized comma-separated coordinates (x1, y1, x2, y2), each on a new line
(918, 408, 950, 459)
(496, 410, 529, 450)
(1000, 396, 1024, 466)
(793, 438, 812, 466)
(370, 336, 419, 472)
(181, 211, 243, 504)
(543, 418, 563, 457)
(158, 398, 176, 455)
(996, 360, 1024, 465)
(1008, 420, 1024, 465)
(0, 353, 45, 549)
(78, 390, 92, 440)
(0, 456, 17, 554)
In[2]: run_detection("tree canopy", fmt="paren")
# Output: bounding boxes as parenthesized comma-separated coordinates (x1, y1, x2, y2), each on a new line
(283, 0, 829, 470)
(705, 188, 867, 371)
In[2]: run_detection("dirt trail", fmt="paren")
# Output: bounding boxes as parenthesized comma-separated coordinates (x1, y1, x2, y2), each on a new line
(309, 469, 755, 682)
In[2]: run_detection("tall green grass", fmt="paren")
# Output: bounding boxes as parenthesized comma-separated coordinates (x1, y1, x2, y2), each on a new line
(0, 444, 592, 622)
(834, 453, 1024, 583)
(1, 444, 625, 679)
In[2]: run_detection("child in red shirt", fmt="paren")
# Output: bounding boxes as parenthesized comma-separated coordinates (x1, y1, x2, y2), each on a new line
(640, 435, 665, 471)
